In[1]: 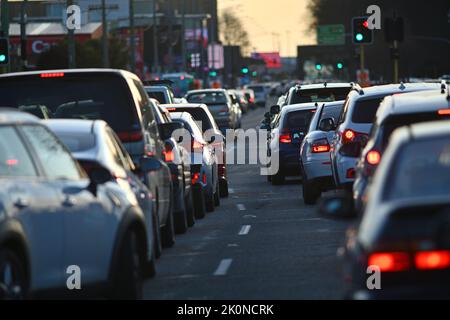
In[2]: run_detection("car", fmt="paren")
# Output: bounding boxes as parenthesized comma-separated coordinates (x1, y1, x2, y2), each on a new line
(267, 103, 317, 185)
(244, 84, 268, 108)
(300, 101, 345, 204)
(281, 83, 353, 107)
(337, 120, 450, 300)
(163, 103, 229, 198)
(45, 118, 162, 262)
(0, 69, 176, 250)
(0, 110, 152, 299)
(149, 99, 195, 234)
(330, 82, 443, 190)
(185, 89, 240, 131)
(243, 89, 257, 109)
(353, 86, 449, 213)
(144, 85, 175, 105)
(227, 90, 243, 128)
(170, 112, 220, 214)
(229, 89, 249, 114)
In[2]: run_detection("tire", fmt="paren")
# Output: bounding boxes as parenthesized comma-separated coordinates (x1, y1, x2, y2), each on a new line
(152, 211, 162, 259)
(193, 187, 206, 219)
(214, 182, 221, 207)
(0, 248, 27, 300)
(111, 230, 143, 300)
(219, 179, 229, 198)
(161, 193, 176, 249)
(205, 189, 215, 213)
(144, 247, 157, 279)
(186, 191, 196, 228)
(303, 178, 321, 205)
(174, 188, 188, 235)
(271, 172, 285, 185)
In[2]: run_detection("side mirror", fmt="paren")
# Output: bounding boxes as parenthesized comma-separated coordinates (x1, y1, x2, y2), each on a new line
(339, 141, 362, 158)
(87, 166, 113, 196)
(208, 135, 216, 144)
(264, 112, 271, 119)
(318, 191, 356, 219)
(319, 118, 336, 132)
(158, 122, 184, 141)
(270, 105, 281, 115)
(140, 156, 162, 173)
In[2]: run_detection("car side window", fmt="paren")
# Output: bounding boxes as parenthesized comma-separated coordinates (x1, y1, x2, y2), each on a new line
(107, 128, 134, 171)
(337, 97, 351, 126)
(21, 125, 83, 180)
(0, 126, 38, 178)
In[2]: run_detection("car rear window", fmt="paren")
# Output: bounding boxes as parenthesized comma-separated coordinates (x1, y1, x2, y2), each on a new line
(169, 107, 214, 132)
(283, 110, 315, 131)
(319, 104, 344, 125)
(147, 91, 167, 104)
(385, 138, 450, 201)
(53, 132, 96, 153)
(186, 92, 227, 105)
(247, 86, 264, 93)
(351, 98, 383, 123)
(0, 74, 139, 132)
(290, 87, 351, 104)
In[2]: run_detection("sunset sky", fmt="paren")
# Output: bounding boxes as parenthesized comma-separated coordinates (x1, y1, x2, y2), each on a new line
(218, 0, 316, 57)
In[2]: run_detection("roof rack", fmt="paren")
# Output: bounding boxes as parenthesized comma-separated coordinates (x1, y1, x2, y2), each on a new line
(323, 82, 327, 88)
(351, 83, 364, 96)
(143, 80, 174, 87)
(399, 82, 406, 90)
(441, 81, 447, 94)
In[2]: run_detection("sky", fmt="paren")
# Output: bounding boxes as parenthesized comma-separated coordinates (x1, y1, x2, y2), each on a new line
(218, 0, 316, 57)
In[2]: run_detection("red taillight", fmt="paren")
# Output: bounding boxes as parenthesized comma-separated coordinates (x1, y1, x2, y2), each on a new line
(346, 168, 355, 179)
(438, 109, 450, 116)
(342, 129, 356, 144)
(163, 149, 175, 162)
(368, 252, 411, 272)
(415, 251, 450, 270)
(117, 131, 143, 143)
(6, 159, 18, 166)
(366, 150, 381, 166)
(279, 129, 292, 144)
(192, 173, 200, 185)
(40, 72, 65, 78)
(167, 108, 177, 112)
(311, 138, 330, 153)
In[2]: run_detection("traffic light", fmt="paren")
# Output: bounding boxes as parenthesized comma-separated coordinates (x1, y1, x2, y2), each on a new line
(241, 67, 249, 75)
(0, 38, 10, 65)
(352, 17, 373, 44)
(209, 70, 217, 77)
(337, 62, 344, 70)
(252, 71, 257, 77)
(315, 63, 322, 71)
(385, 17, 404, 43)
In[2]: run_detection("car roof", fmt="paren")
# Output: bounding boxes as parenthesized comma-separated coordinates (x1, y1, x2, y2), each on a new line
(282, 102, 319, 113)
(43, 119, 106, 135)
(376, 89, 449, 124)
(170, 112, 194, 122)
(0, 108, 40, 124)
(349, 82, 442, 100)
(162, 103, 208, 110)
(291, 82, 353, 91)
(186, 89, 227, 94)
(0, 68, 138, 80)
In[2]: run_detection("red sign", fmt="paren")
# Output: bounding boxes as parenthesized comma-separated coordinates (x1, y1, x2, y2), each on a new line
(252, 52, 282, 69)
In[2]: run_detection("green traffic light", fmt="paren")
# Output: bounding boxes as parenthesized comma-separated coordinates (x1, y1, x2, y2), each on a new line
(315, 64, 322, 71)
(355, 33, 364, 42)
(337, 63, 343, 69)
(252, 71, 257, 77)
(210, 71, 217, 77)
(0, 55, 5, 62)
(242, 67, 249, 74)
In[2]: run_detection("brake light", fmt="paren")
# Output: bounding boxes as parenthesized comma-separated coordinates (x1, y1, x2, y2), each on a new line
(366, 150, 381, 166)
(40, 72, 65, 78)
(192, 173, 200, 185)
(368, 252, 411, 272)
(415, 251, 450, 270)
(346, 168, 355, 179)
(192, 139, 204, 152)
(343, 130, 355, 144)
(163, 149, 175, 162)
(311, 138, 330, 153)
(167, 108, 177, 112)
(279, 129, 292, 144)
(6, 159, 18, 166)
(117, 131, 143, 143)
(438, 109, 450, 116)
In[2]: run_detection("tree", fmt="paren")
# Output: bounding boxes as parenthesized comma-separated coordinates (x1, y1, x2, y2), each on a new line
(36, 34, 129, 70)
(220, 10, 251, 54)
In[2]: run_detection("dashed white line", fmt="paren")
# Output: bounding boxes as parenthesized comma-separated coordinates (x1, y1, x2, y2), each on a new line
(228, 188, 235, 194)
(237, 204, 246, 211)
(239, 225, 252, 236)
(214, 259, 233, 276)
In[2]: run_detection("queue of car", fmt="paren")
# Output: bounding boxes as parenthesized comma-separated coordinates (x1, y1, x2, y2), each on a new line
(266, 79, 450, 299)
(0, 68, 257, 299)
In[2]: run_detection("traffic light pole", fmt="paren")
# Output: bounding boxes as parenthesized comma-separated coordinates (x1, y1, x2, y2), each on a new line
(101, 0, 109, 68)
(360, 44, 365, 71)
(1, 0, 10, 73)
(393, 40, 399, 83)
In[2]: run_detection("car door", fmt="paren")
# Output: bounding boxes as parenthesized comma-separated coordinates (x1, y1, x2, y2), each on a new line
(0, 125, 65, 291)
(20, 125, 117, 285)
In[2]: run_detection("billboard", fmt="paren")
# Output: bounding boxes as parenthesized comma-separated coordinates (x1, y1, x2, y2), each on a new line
(251, 52, 281, 69)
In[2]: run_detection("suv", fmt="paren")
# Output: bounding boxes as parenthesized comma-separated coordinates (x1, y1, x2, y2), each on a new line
(145, 85, 175, 105)
(330, 82, 442, 189)
(282, 83, 353, 107)
(244, 84, 268, 107)
(353, 87, 449, 212)
(0, 69, 176, 249)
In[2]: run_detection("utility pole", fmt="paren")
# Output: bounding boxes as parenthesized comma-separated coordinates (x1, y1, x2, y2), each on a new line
(153, 0, 159, 74)
(393, 40, 399, 83)
(101, 0, 109, 68)
(1, 0, 10, 73)
(167, 0, 174, 73)
(20, 0, 27, 70)
(181, 0, 186, 71)
(129, 0, 136, 73)
(67, 0, 76, 68)
(360, 44, 365, 71)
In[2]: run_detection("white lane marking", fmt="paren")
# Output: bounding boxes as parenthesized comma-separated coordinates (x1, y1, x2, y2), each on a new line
(243, 214, 257, 219)
(237, 204, 246, 211)
(214, 259, 233, 276)
(228, 188, 235, 194)
(238, 225, 251, 236)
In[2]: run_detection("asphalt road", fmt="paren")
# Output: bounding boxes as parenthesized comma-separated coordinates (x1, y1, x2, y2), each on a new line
(143, 106, 351, 300)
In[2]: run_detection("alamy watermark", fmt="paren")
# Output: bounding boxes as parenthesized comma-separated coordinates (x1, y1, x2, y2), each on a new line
(66, 265, 81, 290)
(66, 5, 81, 31)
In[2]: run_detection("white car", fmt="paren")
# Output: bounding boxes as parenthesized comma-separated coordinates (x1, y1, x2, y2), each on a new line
(0, 111, 153, 299)
(300, 101, 345, 204)
(330, 82, 442, 189)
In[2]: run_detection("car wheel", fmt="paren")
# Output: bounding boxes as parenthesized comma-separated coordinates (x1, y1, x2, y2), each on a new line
(152, 211, 162, 259)
(303, 178, 321, 205)
(0, 248, 27, 300)
(219, 179, 229, 198)
(205, 189, 215, 213)
(214, 182, 221, 207)
(186, 191, 196, 227)
(193, 187, 206, 219)
(271, 172, 285, 185)
(161, 192, 176, 248)
(111, 230, 143, 300)
(144, 245, 157, 279)
(174, 189, 188, 235)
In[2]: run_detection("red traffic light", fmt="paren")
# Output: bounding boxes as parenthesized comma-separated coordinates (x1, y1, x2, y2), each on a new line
(363, 21, 369, 29)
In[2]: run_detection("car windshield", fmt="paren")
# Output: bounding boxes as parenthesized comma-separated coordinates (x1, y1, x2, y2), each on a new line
(283, 109, 316, 131)
(187, 92, 227, 105)
(385, 138, 450, 201)
(351, 98, 383, 124)
(0, 75, 139, 132)
(290, 87, 351, 104)
(53, 132, 96, 153)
